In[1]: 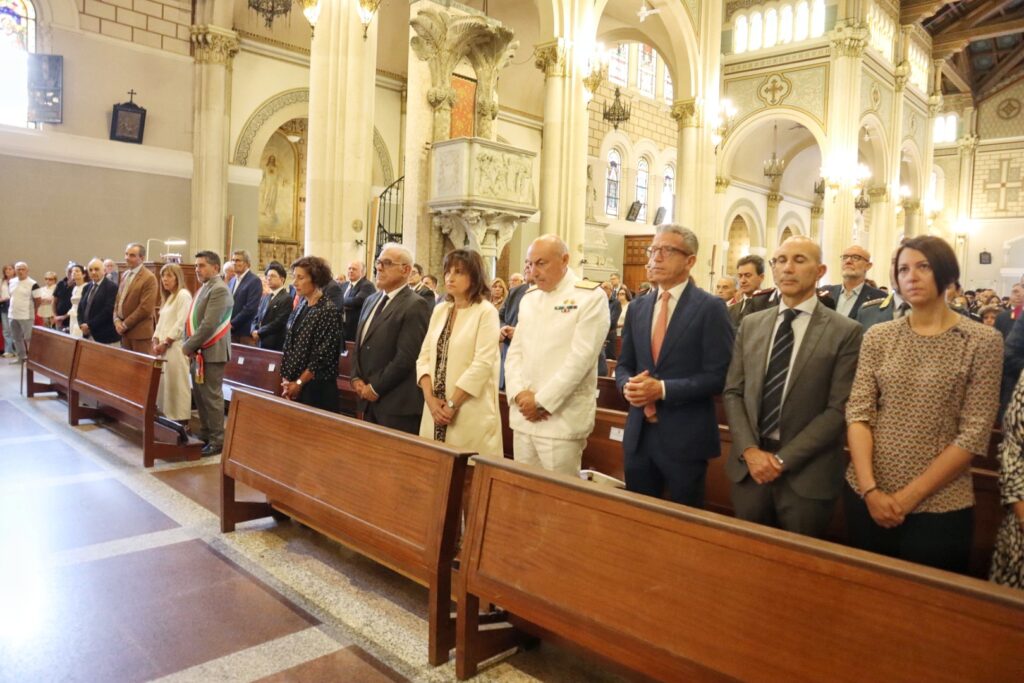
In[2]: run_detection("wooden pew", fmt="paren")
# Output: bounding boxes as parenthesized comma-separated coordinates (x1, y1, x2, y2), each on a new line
(220, 388, 472, 665)
(336, 341, 359, 417)
(595, 376, 629, 412)
(68, 341, 203, 467)
(456, 457, 1024, 681)
(223, 344, 282, 401)
(25, 326, 77, 398)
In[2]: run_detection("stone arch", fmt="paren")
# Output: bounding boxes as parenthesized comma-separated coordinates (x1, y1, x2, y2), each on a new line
(777, 210, 807, 240)
(899, 140, 924, 200)
(723, 197, 766, 249)
(373, 128, 395, 187)
(30, 0, 79, 30)
(858, 112, 889, 185)
(724, 215, 752, 277)
(721, 107, 828, 175)
(233, 89, 310, 167)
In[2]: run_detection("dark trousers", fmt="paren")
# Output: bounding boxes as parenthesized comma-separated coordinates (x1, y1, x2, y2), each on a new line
(731, 476, 836, 539)
(298, 379, 339, 413)
(191, 360, 225, 447)
(625, 427, 708, 508)
(842, 486, 973, 574)
(363, 405, 420, 435)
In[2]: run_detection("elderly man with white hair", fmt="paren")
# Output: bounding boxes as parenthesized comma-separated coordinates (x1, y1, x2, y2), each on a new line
(8, 262, 42, 363)
(350, 243, 432, 435)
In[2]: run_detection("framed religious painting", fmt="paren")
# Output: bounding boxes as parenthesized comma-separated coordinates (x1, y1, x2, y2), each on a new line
(625, 200, 642, 222)
(27, 54, 63, 123)
(110, 100, 146, 144)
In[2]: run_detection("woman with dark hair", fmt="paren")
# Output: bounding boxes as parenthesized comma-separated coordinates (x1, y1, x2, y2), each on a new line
(1, 263, 15, 356)
(416, 249, 502, 457)
(66, 264, 86, 338)
(844, 235, 1003, 573)
(280, 256, 343, 412)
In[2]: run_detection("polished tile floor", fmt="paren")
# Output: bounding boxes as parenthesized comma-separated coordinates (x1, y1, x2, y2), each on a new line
(0, 361, 617, 682)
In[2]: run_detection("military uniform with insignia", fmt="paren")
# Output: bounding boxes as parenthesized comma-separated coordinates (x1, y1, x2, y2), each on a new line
(504, 270, 610, 474)
(855, 291, 910, 330)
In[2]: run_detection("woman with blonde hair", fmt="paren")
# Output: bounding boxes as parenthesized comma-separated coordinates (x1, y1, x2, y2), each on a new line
(152, 263, 193, 423)
(490, 277, 508, 311)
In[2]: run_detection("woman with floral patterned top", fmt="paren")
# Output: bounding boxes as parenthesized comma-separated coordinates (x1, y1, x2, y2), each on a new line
(845, 236, 1003, 574)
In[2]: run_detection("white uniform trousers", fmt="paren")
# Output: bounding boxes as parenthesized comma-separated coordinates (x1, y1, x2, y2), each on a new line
(512, 431, 586, 476)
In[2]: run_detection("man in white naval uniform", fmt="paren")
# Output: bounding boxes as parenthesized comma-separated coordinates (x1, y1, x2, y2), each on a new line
(504, 235, 610, 475)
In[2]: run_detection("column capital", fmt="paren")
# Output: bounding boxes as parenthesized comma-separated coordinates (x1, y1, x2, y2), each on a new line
(670, 99, 701, 129)
(715, 176, 730, 193)
(928, 94, 944, 117)
(534, 40, 567, 79)
(867, 186, 890, 202)
(894, 62, 911, 91)
(810, 205, 824, 218)
(766, 191, 783, 207)
(191, 25, 239, 66)
(828, 21, 869, 59)
(902, 199, 921, 212)
(956, 134, 979, 153)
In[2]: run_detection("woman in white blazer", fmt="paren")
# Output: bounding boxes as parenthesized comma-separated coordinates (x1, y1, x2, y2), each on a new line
(416, 249, 502, 458)
(152, 264, 194, 423)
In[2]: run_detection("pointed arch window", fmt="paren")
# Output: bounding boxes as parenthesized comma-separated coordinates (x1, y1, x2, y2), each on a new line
(609, 43, 629, 86)
(635, 157, 650, 223)
(606, 149, 622, 217)
(0, 0, 36, 127)
(734, 14, 748, 54)
(749, 11, 763, 51)
(795, 1, 809, 41)
(661, 166, 675, 223)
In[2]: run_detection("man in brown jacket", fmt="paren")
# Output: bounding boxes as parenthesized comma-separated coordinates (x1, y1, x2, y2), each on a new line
(113, 242, 158, 353)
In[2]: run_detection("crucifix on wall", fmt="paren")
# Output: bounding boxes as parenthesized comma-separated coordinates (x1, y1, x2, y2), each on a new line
(984, 159, 1022, 211)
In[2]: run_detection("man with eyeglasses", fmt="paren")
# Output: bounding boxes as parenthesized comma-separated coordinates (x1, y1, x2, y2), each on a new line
(615, 225, 734, 507)
(823, 245, 884, 319)
(723, 236, 863, 539)
(504, 235, 609, 475)
(350, 243, 431, 435)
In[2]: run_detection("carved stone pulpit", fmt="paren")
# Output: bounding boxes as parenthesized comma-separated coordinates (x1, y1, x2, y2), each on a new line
(428, 137, 538, 275)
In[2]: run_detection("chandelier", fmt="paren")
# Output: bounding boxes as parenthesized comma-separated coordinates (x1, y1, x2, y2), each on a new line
(854, 187, 870, 213)
(763, 122, 785, 182)
(249, 0, 292, 28)
(603, 88, 631, 130)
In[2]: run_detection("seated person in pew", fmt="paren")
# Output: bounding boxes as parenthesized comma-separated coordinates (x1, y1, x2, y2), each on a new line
(251, 261, 292, 351)
(183, 251, 234, 457)
(845, 236, 1003, 574)
(152, 264, 193, 424)
(616, 224, 734, 507)
(350, 243, 432, 435)
(724, 236, 862, 538)
(279, 256, 343, 413)
(78, 259, 121, 346)
(416, 249, 502, 457)
(504, 235, 609, 475)
(992, 370, 1024, 588)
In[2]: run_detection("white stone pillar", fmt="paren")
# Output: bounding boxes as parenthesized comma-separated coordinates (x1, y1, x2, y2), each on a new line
(955, 134, 978, 229)
(671, 99, 700, 229)
(189, 25, 238, 254)
(866, 186, 893, 284)
(535, 38, 591, 268)
(304, 0, 378, 270)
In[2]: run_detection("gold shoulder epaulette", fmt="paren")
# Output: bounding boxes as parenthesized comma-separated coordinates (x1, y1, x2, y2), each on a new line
(575, 280, 601, 290)
(860, 298, 884, 309)
(524, 285, 539, 294)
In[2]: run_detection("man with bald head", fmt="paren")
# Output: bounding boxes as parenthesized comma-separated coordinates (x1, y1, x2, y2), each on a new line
(340, 260, 375, 343)
(504, 235, 609, 475)
(723, 236, 863, 538)
(715, 276, 738, 304)
(824, 244, 885, 319)
(79, 258, 121, 345)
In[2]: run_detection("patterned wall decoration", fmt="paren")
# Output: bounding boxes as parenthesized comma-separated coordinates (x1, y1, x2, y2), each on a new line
(860, 72, 892, 126)
(233, 88, 309, 166)
(971, 147, 1024, 219)
(725, 64, 829, 131)
(933, 152, 961, 216)
(902, 99, 928, 154)
(450, 75, 477, 139)
(978, 79, 1024, 140)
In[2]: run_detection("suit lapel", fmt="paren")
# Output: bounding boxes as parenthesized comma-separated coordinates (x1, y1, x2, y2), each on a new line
(783, 304, 829, 402)
(633, 293, 655, 366)
(654, 281, 700, 369)
(359, 289, 397, 345)
(744, 310, 776, 425)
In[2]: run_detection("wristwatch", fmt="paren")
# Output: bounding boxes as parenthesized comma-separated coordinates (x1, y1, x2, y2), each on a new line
(446, 399, 455, 410)
(295, 378, 304, 386)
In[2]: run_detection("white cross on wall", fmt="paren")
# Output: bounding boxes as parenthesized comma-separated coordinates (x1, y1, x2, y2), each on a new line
(984, 159, 1022, 211)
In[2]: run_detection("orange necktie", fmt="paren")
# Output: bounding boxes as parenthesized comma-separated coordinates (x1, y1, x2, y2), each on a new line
(645, 291, 671, 421)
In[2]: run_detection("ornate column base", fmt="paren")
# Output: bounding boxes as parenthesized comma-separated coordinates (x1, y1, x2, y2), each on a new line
(432, 209, 527, 278)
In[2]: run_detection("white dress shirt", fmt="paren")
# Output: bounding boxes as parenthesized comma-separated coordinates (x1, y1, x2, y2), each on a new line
(763, 294, 818, 440)
(835, 282, 864, 318)
(651, 280, 688, 399)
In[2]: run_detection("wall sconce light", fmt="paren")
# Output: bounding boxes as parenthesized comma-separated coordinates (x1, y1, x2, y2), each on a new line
(357, 0, 383, 39)
(819, 162, 870, 197)
(582, 43, 609, 102)
(301, 0, 321, 36)
(709, 98, 737, 153)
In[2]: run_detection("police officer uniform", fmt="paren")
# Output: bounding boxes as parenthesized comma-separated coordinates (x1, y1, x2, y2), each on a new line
(504, 270, 610, 475)
(855, 291, 910, 329)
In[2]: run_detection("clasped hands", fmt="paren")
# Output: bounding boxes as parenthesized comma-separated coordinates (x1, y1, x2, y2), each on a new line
(742, 448, 783, 484)
(864, 488, 920, 529)
(351, 378, 379, 402)
(514, 390, 549, 422)
(426, 395, 457, 426)
(623, 370, 662, 409)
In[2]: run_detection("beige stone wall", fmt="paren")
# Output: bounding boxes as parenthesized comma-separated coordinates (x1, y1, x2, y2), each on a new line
(971, 144, 1024, 219)
(978, 79, 1024, 140)
(77, 0, 192, 56)
(587, 80, 677, 158)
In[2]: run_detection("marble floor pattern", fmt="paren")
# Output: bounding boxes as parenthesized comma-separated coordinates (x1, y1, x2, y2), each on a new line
(0, 360, 621, 682)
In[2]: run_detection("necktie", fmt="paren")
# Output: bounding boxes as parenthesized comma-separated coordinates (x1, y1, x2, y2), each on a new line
(361, 293, 388, 344)
(83, 284, 97, 322)
(644, 291, 672, 422)
(116, 270, 133, 318)
(759, 308, 799, 439)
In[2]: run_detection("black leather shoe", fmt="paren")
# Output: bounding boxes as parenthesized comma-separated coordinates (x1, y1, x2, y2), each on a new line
(201, 444, 222, 457)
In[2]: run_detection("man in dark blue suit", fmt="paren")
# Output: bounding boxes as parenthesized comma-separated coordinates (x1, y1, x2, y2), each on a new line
(615, 224, 735, 507)
(339, 260, 376, 343)
(228, 250, 263, 341)
(78, 258, 121, 345)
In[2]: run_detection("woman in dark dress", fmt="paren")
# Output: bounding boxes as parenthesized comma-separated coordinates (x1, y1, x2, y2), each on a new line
(280, 256, 343, 412)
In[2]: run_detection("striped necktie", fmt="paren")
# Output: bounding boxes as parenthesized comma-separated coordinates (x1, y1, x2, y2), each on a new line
(759, 308, 799, 439)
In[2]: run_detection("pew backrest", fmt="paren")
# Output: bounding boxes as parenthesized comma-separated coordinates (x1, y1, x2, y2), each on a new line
(26, 326, 78, 395)
(70, 341, 159, 420)
(224, 343, 283, 399)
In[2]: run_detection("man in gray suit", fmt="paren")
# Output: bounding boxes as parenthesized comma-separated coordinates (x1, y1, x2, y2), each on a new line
(723, 236, 863, 538)
(183, 250, 234, 456)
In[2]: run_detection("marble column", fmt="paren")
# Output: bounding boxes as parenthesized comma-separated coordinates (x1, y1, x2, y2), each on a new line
(902, 200, 922, 237)
(189, 24, 238, 254)
(535, 38, 590, 268)
(955, 134, 978, 229)
(671, 99, 700, 229)
(866, 186, 892, 283)
(304, 0, 378, 270)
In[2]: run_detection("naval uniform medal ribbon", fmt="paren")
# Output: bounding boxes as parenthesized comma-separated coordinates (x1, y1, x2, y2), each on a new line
(185, 291, 231, 384)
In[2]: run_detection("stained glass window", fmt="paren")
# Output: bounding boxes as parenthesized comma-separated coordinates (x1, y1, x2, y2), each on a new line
(635, 158, 649, 222)
(637, 44, 655, 98)
(606, 149, 621, 217)
(0, 0, 34, 127)
(661, 166, 675, 222)
(609, 43, 629, 86)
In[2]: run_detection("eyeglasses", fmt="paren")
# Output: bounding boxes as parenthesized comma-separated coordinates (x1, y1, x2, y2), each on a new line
(375, 259, 407, 270)
(841, 254, 868, 263)
(646, 245, 691, 259)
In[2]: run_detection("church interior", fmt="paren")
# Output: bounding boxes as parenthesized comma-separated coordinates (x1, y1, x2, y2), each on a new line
(2, 0, 1024, 680)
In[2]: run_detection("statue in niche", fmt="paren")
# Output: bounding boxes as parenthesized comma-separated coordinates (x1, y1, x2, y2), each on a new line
(260, 154, 279, 219)
(586, 165, 596, 220)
